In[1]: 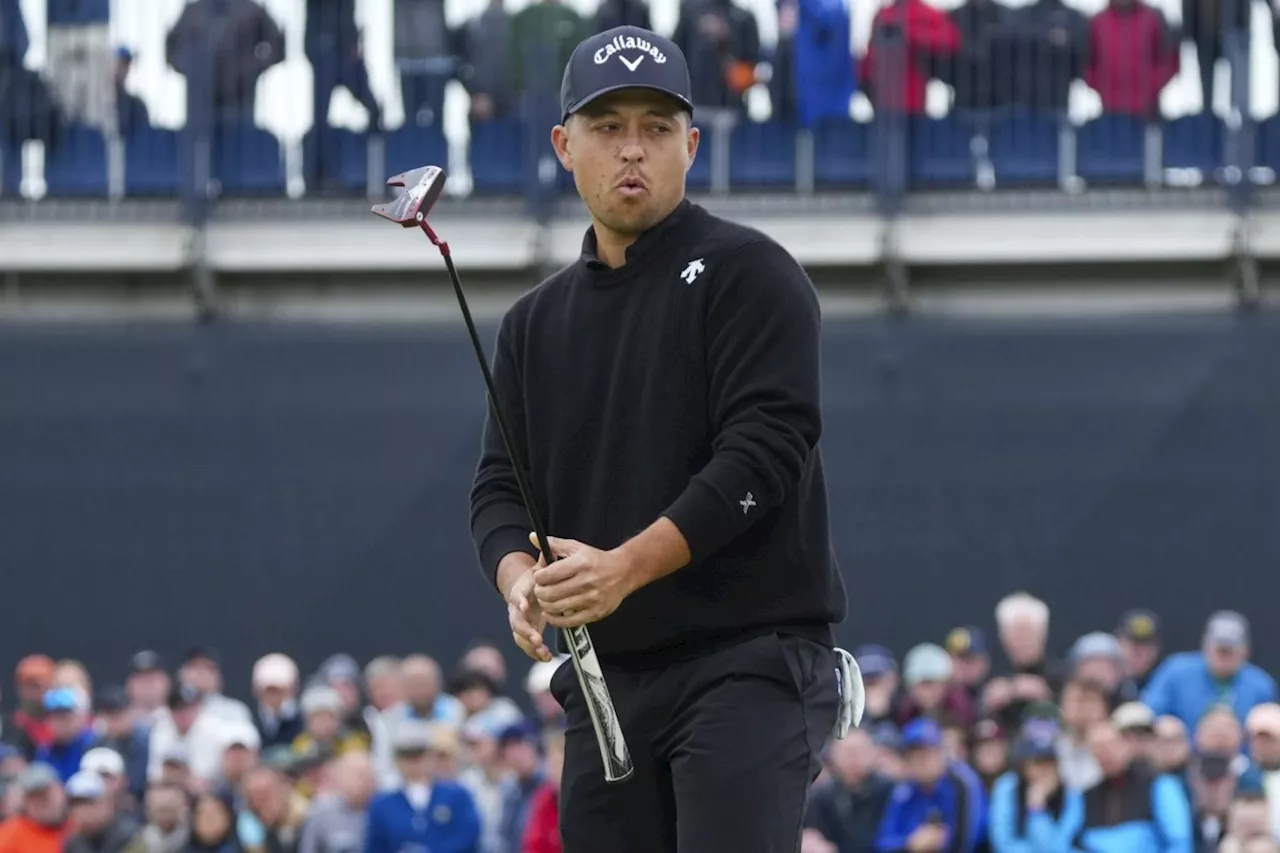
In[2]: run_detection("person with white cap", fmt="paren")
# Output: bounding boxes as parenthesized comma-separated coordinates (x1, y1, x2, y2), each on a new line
(79, 747, 132, 815)
(251, 653, 303, 752)
(62, 769, 140, 853)
(1242, 703, 1280, 837)
(214, 720, 261, 803)
(1142, 611, 1279, 732)
(895, 643, 977, 729)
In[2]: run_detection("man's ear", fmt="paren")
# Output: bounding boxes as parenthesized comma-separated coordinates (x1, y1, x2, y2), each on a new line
(685, 125, 700, 174)
(551, 123, 573, 171)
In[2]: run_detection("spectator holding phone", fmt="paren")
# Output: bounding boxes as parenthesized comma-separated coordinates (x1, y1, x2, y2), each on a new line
(988, 717, 1085, 853)
(874, 719, 986, 853)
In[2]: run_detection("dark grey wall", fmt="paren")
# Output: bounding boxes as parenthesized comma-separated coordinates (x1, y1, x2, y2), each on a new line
(2, 312, 1278, 700)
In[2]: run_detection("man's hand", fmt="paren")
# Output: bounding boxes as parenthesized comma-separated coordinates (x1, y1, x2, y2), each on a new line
(799, 829, 837, 853)
(531, 532, 639, 628)
(905, 824, 947, 852)
(500, 553, 552, 663)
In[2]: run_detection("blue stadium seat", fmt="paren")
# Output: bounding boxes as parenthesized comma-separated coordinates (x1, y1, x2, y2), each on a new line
(124, 127, 180, 196)
(730, 120, 797, 189)
(326, 129, 369, 193)
(1163, 113, 1221, 173)
(1256, 116, 1280, 173)
(813, 119, 870, 188)
(385, 122, 448, 182)
(988, 111, 1061, 186)
(469, 119, 522, 194)
(1076, 115, 1147, 185)
(907, 116, 975, 187)
(0, 139, 19, 196)
(45, 124, 108, 197)
(687, 138, 711, 191)
(213, 123, 285, 195)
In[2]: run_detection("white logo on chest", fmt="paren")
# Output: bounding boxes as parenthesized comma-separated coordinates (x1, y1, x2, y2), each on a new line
(680, 258, 705, 284)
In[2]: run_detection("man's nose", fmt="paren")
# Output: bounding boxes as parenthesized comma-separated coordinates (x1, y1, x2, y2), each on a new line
(618, 134, 646, 161)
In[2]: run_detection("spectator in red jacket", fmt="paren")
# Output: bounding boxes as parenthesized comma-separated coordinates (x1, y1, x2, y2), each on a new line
(1, 656, 56, 760)
(1085, 0, 1179, 118)
(863, 0, 959, 114)
(521, 729, 565, 853)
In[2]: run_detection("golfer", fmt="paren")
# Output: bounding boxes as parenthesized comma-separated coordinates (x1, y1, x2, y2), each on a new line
(470, 25, 859, 853)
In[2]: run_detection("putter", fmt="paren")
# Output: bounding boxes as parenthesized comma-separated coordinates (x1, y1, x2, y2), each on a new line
(373, 166, 635, 784)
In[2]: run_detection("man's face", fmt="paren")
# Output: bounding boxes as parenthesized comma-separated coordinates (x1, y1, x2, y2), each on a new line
(502, 740, 541, 778)
(1118, 638, 1159, 678)
(973, 739, 1008, 777)
(221, 745, 258, 785)
(17, 678, 50, 709)
(1074, 657, 1120, 692)
(48, 710, 83, 743)
(337, 757, 375, 805)
(1205, 642, 1247, 679)
(827, 731, 874, 788)
(401, 664, 439, 709)
(951, 653, 989, 687)
(128, 671, 169, 711)
(1154, 720, 1190, 771)
(181, 660, 220, 694)
(367, 674, 401, 712)
(395, 750, 431, 784)
(244, 772, 286, 827)
(306, 710, 340, 743)
(69, 798, 112, 833)
(908, 679, 947, 711)
(1061, 684, 1107, 734)
(25, 785, 66, 827)
(146, 787, 187, 832)
(553, 89, 698, 243)
(256, 685, 291, 712)
(458, 686, 493, 716)
(160, 761, 190, 790)
(101, 707, 135, 739)
(904, 746, 947, 786)
(1088, 725, 1131, 778)
(1196, 713, 1243, 755)
(1000, 618, 1046, 665)
(465, 733, 499, 767)
(462, 647, 507, 686)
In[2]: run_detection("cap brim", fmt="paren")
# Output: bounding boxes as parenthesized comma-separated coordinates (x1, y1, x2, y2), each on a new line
(564, 85, 694, 122)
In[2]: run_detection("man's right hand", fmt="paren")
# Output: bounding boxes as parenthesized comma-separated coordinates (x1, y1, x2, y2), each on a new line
(500, 552, 552, 663)
(906, 825, 947, 852)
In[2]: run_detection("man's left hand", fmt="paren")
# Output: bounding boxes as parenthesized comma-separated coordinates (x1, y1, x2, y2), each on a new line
(530, 532, 638, 628)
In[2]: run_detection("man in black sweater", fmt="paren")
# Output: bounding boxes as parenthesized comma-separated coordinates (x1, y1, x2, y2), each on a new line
(469, 24, 857, 853)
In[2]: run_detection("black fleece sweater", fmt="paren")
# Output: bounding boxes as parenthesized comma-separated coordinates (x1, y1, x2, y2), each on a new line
(469, 199, 846, 665)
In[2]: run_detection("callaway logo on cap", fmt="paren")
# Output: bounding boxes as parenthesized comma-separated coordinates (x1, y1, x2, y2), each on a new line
(561, 26, 694, 123)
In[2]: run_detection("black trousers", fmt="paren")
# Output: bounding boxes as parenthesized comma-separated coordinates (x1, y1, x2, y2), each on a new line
(550, 632, 840, 853)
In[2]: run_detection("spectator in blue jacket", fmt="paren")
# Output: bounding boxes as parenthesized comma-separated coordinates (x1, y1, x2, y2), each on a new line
(33, 688, 96, 783)
(44, 0, 115, 134)
(989, 717, 1085, 853)
(772, 0, 854, 127)
(1142, 612, 1278, 735)
(875, 718, 987, 853)
(1079, 720, 1193, 853)
(365, 720, 480, 853)
(89, 686, 149, 804)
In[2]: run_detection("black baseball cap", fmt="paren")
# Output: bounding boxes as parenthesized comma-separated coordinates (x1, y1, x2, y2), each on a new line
(560, 26, 693, 123)
(182, 645, 221, 667)
(96, 685, 129, 713)
(130, 650, 165, 674)
(1117, 609, 1160, 643)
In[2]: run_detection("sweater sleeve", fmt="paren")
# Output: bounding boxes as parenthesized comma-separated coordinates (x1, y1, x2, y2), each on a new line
(662, 239, 822, 563)
(469, 310, 539, 588)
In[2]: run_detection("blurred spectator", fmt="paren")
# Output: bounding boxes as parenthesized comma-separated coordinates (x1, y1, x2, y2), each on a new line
(363, 659, 402, 716)
(522, 660, 565, 730)
(994, 594, 1058, 686)
(251, 656, 302, 753)
(305, 0, 381, 132)
(594, 0, 651, 33)
(3, 655, 56, 760)
(215, 723, 261, 804)
(166, 0, 286, 128)
(297, 751, 373, 853)
(1058, 677, 1108, 790)
(1080, 721, 1193, 852)
(942, 721, 969, 764)
(1143, 612, 1279, 732)
(1112, 702, 1158, 767)
(365, 722, 480, 853)
(35, 687, 96, 783)
(134, 782, 190, 853)
(895, 644, 976, 729)
(988, 717, 1084, 852)
(673, 0, 762, 110)
(63, 769, 141, 853)
(870, 724, 906, 783)
(942, 0, 1012, 112)
(185, 791, 240, 853)
(147, 684, 228, 787)
(459, 718, 506, 853)
(496, 722, 544, 853)
(292, 685, 369, 761)
(394, 0, 457, 129)
(460, 0, 513, 123)
(1117, 610, 1164, 693)
(179, 650, 251, 727)
(92, 686, 150, 804)
(127, 654, 171, 725)
(0, 763, 70, 853)
(458, 646, 509, 695)
(1001, 0, 1090, 112)
(520, 729, 564, 853)
(452, 671, 524, 733)
(1242, 703, 1280, 835)
(381, 657, 466, 748)
(112, 47, 150, 136)
(82, 748, 135, 816)
(314, 655, 374, 743)
(771, 0, 855, 128)
(873, 719, 986, 853)
(43, 0, 114, 135)
(1181, 0, 1251, 112)
(56, 660, 95, 709)
(854, 646, 899, 729)
(1068, 631, 1134, 702)
(159, 748, 196, 794)
(239, 766, 306, 852)
(1219, 790, 1275, 853)
(1154, 715, 1192, 777)
(1189, 706, 1246, 851)
(946, 628, 991, 705)
(1085, 0, 1179, 119)
(969, 720, 1008, 791)
(803, 728, 892, 853)
(862, 0, 960, 115)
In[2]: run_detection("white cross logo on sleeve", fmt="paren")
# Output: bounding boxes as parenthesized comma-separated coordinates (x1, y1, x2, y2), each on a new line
(740, 492, 756, 514)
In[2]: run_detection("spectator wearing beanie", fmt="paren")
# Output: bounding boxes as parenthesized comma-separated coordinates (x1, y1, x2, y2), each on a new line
(1068, 632, 1136, 704)
(895, 644, 976, 729)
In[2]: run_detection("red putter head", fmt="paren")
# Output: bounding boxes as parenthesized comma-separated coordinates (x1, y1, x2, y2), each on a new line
(371, 165, 447, 227)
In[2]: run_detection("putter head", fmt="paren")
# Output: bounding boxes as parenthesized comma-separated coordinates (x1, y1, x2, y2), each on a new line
(371, 165, 447, 228)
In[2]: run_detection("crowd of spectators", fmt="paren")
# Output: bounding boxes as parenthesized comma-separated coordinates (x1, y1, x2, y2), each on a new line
(2, 592, 1278, 852)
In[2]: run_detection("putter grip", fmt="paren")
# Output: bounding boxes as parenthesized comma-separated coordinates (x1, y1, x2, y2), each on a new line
(564, 625, 634, 783)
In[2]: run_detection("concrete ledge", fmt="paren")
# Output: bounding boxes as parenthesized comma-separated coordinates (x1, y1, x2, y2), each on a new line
(0, 223, 192, 272)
